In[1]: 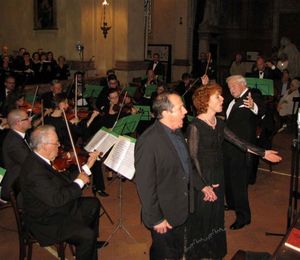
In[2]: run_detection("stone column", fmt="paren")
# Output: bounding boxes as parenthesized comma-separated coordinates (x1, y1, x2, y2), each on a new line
(112, 0, 146, 85)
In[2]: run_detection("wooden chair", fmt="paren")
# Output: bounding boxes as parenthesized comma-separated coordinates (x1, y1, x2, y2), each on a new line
(9, 184, 72, 260)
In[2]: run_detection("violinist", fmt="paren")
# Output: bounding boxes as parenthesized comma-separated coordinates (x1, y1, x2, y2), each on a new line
(96, 74, 120, 111)
(20, 125, 105, 260)
(175, 73, 195, 115)
(44, 93, 98, 150)
(44, 93, 107, 196)
(89, 88, 130, 183)
(89, 88, 129, 136)
(40, 79, 63, 109)
(141, 69, 157, 99)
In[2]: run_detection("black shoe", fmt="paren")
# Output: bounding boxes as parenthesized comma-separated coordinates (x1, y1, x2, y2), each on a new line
(96, 240, 108, 248)
(230, 220, 251, 230)
(97, 190, 109, 197)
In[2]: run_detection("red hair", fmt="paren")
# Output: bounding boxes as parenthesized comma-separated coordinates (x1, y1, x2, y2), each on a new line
(193, 84, 222, 114)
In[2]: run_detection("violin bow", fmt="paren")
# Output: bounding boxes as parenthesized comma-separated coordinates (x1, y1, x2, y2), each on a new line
(112, 91, 128, 130)
(182, 78, 199, 97)
(29, 85, 39, 118)
(182, 52, 212, 97)
(74, 74, 78, 121)
(61, 109, 82, 173)
(204, 52, 211, 76)
(41, 99, 44, 126)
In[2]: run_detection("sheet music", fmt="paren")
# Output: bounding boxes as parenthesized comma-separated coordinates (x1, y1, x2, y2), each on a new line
(84, 128, 118, 156)
(104, 136, 136, 179)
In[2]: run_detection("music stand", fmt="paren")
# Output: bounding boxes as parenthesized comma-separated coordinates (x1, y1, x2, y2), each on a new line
(112, 114, 142, 135)
(245, 77, 274, 96)
(83, 84, 104, 98)
(144, 84, 157, 98)
(124, 86, 137, 98)
(134, 105, 151, 121)
(102, 137, 137, 246)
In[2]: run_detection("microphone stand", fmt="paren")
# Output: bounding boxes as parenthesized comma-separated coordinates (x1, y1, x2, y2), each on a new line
(266, 107, 300, 237)
(287, 108, 300, 228)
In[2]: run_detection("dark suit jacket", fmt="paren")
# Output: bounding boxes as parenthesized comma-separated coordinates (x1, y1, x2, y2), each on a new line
(1, 130, 31, 200)
(225, 89, 265, 144)
(20, 152, 82, 246)
(147, 61, 165, 78)
(135, 120, 191, 229)
(248, 67, 282, 80)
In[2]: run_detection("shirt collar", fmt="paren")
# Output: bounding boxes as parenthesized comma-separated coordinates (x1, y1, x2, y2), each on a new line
(13, 129, 26, 139)
(34, 151, 51, 165)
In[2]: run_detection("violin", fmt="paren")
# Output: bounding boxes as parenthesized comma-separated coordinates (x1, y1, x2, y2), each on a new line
(65, 107, 90, 121)
(19, 101, 42, 114)
(52, 147, 88, 172)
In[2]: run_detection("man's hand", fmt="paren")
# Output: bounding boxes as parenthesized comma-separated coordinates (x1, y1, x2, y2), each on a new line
(202, 185, 219, 202)
(264, 150, 282, 163)
(153, 219, 173, 234)
(78, 172, 90, 185)
(243, 92, 254, 109)
(86, 150, 101, 168)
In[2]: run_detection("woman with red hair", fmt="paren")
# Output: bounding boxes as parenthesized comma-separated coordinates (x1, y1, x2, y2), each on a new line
(185, 82, 281, 259)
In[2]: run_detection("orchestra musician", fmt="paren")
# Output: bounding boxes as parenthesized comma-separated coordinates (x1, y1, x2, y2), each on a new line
(40, 79, 63, 109)
(0, 109, 32, 201)
(44, 93, 108, 196)
(20, 125, 106, 260)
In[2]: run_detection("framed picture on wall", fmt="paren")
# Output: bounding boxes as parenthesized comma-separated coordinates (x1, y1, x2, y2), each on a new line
(34, 0, 57, 30)
(145, 44, 171, 62)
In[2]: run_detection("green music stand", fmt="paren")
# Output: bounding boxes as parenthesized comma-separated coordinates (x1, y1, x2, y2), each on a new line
(124, 86, 137, 97)
(245, 77, 274, 96)
(134, 105, 151, 121)
(83, 85, 105, 98)
(112, 114, 142, 135)
(144, 84, 157, 98)
(0, 167, 6, 183)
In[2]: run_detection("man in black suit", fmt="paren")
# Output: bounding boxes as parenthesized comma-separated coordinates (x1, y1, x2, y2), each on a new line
(147, 53, 165, 80)
(135, 92, 204, 259)
(223, 75, 265, 230)
(20, 125, 102, 260)
(0, 75, 17, 116)
(248, 56, 282, 80)
(0, 109, 32, 201)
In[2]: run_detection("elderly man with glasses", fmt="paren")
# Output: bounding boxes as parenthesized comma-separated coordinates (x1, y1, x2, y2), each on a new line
(20, 125, 105, 260)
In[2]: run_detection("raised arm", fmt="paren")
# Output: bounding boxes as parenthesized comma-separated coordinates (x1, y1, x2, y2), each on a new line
(224, 126, 282, 163)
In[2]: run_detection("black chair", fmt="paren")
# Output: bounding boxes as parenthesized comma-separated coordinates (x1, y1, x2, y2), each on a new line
(9, 184, 73, 260)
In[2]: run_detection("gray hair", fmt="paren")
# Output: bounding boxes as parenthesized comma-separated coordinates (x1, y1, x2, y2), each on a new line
(226, 75, 247, 86)
(7, 109, 26, 128)
(30, 125, 56, 150)
(152, 92, 175, 119)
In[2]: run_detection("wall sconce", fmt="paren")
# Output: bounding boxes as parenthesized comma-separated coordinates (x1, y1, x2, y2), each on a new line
(100, 0, 111, 38)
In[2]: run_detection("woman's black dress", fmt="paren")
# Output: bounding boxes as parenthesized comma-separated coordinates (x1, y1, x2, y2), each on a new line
(186, 117, 264, 259)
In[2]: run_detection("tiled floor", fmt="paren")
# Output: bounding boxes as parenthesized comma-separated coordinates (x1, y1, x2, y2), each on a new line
(0, 130, 295, 259)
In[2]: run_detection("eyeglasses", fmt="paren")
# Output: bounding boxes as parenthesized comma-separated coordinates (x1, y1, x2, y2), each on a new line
(46, 141, 60, 146)
(19, 117, 30, 122)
